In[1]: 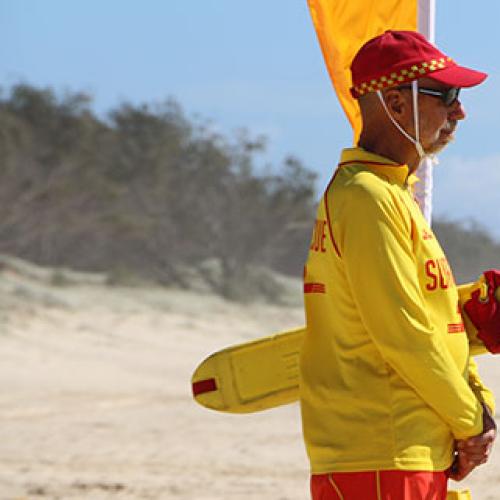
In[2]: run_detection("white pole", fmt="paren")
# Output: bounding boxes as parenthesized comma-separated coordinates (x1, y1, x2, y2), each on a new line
(418, 0, 435, 42)
(415, 0, 436, 224)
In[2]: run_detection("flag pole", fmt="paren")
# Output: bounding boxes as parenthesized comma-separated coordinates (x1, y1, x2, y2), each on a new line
(415, 0, 437, 223)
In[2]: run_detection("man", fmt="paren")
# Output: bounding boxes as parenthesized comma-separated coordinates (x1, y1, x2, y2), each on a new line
(300, 30, 496, 499)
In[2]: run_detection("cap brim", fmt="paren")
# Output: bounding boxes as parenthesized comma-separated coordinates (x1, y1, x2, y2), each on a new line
(428, 64, 487, 88)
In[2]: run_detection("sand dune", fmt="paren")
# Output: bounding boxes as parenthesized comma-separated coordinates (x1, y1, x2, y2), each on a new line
(0, 262, 499, 499)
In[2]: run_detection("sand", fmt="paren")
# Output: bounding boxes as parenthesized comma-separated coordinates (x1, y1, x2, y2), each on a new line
(0, 263, 499, 499)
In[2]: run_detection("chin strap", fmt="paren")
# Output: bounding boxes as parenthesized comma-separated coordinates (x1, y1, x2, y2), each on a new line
(376, 81, 426, 159)
(411, 80, 426, 158)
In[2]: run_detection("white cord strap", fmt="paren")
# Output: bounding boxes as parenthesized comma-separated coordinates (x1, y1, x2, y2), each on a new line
(411, 80, 426, 158)
(376, 88, 425, 159)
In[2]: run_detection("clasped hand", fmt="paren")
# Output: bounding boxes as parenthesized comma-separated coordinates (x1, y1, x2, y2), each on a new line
(448, 403, 497, 481)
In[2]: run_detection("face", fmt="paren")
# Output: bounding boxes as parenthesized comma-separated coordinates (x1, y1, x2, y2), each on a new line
(414, 78, 466, 154)
(385, 77, 466, 155)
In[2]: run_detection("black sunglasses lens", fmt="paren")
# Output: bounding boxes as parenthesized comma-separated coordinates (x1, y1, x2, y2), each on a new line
(445, 88, 460, 106)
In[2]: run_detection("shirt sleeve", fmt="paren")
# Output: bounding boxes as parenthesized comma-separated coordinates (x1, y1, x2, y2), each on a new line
(468, 356, 496, 415)
(334, 183, 483, 440)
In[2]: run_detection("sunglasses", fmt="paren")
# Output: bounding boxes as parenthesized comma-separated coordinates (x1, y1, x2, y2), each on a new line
(395, 85, 461, 106)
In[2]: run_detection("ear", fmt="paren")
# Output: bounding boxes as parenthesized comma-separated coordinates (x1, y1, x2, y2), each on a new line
(382, 88, 409, 120)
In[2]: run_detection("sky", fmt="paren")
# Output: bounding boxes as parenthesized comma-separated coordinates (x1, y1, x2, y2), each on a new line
(1, 0, 499, 239)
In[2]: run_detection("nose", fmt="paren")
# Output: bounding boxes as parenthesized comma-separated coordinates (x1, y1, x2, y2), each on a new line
(449, 99, 466, 121)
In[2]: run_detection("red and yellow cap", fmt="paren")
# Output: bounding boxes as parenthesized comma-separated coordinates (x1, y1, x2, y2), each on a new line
(350, 30, 487, 98)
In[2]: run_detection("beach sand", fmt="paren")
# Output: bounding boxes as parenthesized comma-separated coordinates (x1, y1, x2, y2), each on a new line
(0, 264, 499, 499)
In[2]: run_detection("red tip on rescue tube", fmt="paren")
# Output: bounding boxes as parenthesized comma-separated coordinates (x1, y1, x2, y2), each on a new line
(192, 378, 218, 396)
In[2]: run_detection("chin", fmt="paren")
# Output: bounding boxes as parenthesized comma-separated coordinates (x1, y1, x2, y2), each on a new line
(427, 135, 454, 154)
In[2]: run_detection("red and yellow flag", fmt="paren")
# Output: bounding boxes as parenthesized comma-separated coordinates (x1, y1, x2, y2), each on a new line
(307, 0, 417, 141)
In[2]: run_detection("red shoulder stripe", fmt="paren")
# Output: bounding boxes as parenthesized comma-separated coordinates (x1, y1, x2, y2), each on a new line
(324, 169, 341, 258)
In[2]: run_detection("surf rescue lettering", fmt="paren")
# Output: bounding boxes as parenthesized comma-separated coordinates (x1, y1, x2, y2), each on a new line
(425, 258, 455, 291)
(310, 219, 327, 253)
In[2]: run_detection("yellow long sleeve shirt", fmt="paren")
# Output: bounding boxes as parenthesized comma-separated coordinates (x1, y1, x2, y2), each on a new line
(300, 148, 490, 474)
